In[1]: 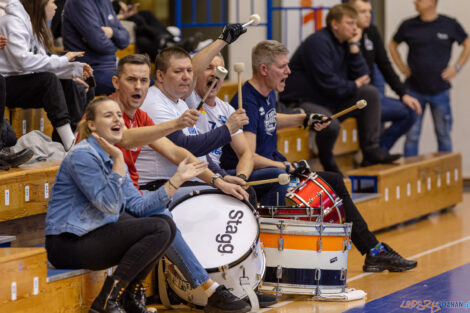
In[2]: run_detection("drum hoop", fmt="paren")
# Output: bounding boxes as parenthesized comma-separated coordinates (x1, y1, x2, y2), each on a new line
(168, 189, 260, 272)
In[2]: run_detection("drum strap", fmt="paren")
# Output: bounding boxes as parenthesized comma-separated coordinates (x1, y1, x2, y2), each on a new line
(240, 277, 259, 311)
(157, 258, 176, 309)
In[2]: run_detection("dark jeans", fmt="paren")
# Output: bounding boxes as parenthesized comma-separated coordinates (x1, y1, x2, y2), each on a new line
(297, 85, 381, 171)
(46, 213, 176, 283)
(316, 171, 378, 255)
(5, 72, 93, 133)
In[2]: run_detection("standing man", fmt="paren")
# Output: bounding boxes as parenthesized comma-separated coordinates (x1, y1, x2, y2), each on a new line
(389, 0, 470, 156)
(222, 40, 417, 273)
(280, 3, 400, 172)
(348, 0, 422, 152)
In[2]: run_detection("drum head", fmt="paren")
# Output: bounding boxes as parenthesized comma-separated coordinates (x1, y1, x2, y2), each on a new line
(170, 190, 259, 271)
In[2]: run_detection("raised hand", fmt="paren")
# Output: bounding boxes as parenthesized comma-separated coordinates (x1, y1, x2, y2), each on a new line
(172, 157, 208, 186)
(218, 23, 247, 44)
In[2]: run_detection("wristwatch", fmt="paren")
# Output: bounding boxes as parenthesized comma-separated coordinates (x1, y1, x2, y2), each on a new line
(210, 173, 223, 187)
(348, 41, 361, 47)
(237, 173, 248, 181)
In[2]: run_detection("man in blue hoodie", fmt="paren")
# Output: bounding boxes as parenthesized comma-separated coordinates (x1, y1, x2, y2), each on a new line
(62, 0, 130, 95)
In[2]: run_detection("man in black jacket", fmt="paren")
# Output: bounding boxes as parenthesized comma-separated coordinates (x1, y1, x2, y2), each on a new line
(280, 4, 400, 173)
(349, 0, 422, 152)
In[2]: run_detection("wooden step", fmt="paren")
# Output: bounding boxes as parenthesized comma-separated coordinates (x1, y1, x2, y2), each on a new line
(116, 43, 136, 60)
(346, 152, 462, 231)
(0, 161, 60, 222)
(0, 248, 47, 306)
(7, 108, 53, 138)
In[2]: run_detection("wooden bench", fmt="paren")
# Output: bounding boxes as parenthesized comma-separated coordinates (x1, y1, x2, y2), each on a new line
(5, 108, 53, 138)
(0, 247, 156, 312)
(346, 152, 462, 231)
(116, 43, 136, 60)
(0, 161, 60, 222)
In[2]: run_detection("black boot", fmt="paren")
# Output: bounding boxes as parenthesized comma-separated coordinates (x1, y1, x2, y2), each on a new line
(122, 281, 149, 313)
(89, 276, 128, 313)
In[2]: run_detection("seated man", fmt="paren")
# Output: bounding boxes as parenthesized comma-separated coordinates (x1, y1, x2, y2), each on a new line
(222, 39, 417, 273)
(349, 0, 421, 151)
(279, 3, 400, 172)
(109, 53, 252, 313)
(63, 0, 130, 95)
(136, 35, 251, 202)
(186, 52, 306, 206)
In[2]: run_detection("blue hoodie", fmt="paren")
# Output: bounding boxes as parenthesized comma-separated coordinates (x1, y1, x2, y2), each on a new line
(62, 0, 129, 71)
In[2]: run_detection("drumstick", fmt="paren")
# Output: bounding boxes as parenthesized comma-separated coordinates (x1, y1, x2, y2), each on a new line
(246, 174, 290, 186)
(242, 14, 261, 28)
(233, 63, 245, 109)
(196, 66, 228, 110)
(328, 100, 367, 120)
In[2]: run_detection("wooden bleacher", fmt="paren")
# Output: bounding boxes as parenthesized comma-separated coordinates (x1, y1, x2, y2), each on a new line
(347, 152, 462, 231)
(4, 108, 53, 138)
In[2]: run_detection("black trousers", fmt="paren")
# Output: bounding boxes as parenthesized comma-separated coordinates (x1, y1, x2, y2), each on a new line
(46, 213, 176, 283)
(5, 72, 93, 132)
(298, 85, 382, 171)
(317, 171, 378, 255)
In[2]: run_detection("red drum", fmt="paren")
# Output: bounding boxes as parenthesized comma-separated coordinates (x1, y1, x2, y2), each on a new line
(258, 172, 345, 223)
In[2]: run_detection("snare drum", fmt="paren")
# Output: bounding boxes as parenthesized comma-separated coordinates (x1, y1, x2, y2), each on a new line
(278, 172, 345, 223)
(164, 190, 266, 307)
(258, 218, 352, 296)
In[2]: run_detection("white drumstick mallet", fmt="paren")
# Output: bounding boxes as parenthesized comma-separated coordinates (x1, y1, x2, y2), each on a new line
(196, 66, 228, 110)
(233, 63, 245, 110)
(242, 14, 261, 28)
(328, 100, 367, 120)
(246, 174, 290, 186)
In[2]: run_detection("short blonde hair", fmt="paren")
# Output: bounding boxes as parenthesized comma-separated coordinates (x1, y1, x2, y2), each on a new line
(252, 40, 289, 75)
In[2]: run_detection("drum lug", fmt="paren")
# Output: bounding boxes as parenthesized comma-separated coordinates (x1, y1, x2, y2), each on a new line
(218, 265, 229, 280)
(256, 274, 262, 282)
(276, 265, 283, 279)
(277, 220, 285, 251)
(314, 268, 322, 296)
(340, 269, 347, 281)
(342, 239, 348, 252)
(251, 243, 258, 257)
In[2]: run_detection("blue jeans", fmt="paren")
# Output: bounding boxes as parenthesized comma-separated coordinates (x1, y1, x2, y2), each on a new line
(141, 190, 210, 288)
(372, 65, 417, 151)
(404, 89, 452, 157)
(380, 95, 417, 151)
(228, 167, 289, 206)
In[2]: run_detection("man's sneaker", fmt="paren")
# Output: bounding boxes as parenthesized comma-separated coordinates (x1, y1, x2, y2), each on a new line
(0, 147, 33, 168)
(205, 285, 251, 313)
(363, 242, 417, 272)
(244, 292, 277, 308)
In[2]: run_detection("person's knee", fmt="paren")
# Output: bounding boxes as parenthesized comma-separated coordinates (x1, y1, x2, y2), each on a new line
(37, 72, 60, 86)
(358, 85, 380, 106)
(156, 215, 177, 242)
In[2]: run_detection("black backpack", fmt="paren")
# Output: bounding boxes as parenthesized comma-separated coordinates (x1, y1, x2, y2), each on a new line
(0, 117, 17, 150)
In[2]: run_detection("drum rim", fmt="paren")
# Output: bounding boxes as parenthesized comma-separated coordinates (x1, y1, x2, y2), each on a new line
(169, 189, 261, 273)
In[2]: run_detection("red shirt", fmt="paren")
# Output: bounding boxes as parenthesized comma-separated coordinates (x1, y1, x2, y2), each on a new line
(119, 109, 155, 189)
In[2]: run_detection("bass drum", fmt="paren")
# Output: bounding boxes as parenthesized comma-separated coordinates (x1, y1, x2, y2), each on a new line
(164, 190, 265, 307)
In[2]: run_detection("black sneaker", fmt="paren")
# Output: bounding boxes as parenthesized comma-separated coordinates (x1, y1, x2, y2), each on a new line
(361, 149, 401, 167)
(0, 147, 33, 168)
(205, 285, 251, 313)
(363, 243, 417, 272)
(244, 291, 277, 308)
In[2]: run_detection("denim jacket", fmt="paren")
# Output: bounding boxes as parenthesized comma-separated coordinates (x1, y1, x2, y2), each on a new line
(45, 136, 171, 236)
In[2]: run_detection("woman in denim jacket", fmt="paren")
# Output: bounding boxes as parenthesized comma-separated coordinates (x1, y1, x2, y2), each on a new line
(45, 97, 208, 313)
